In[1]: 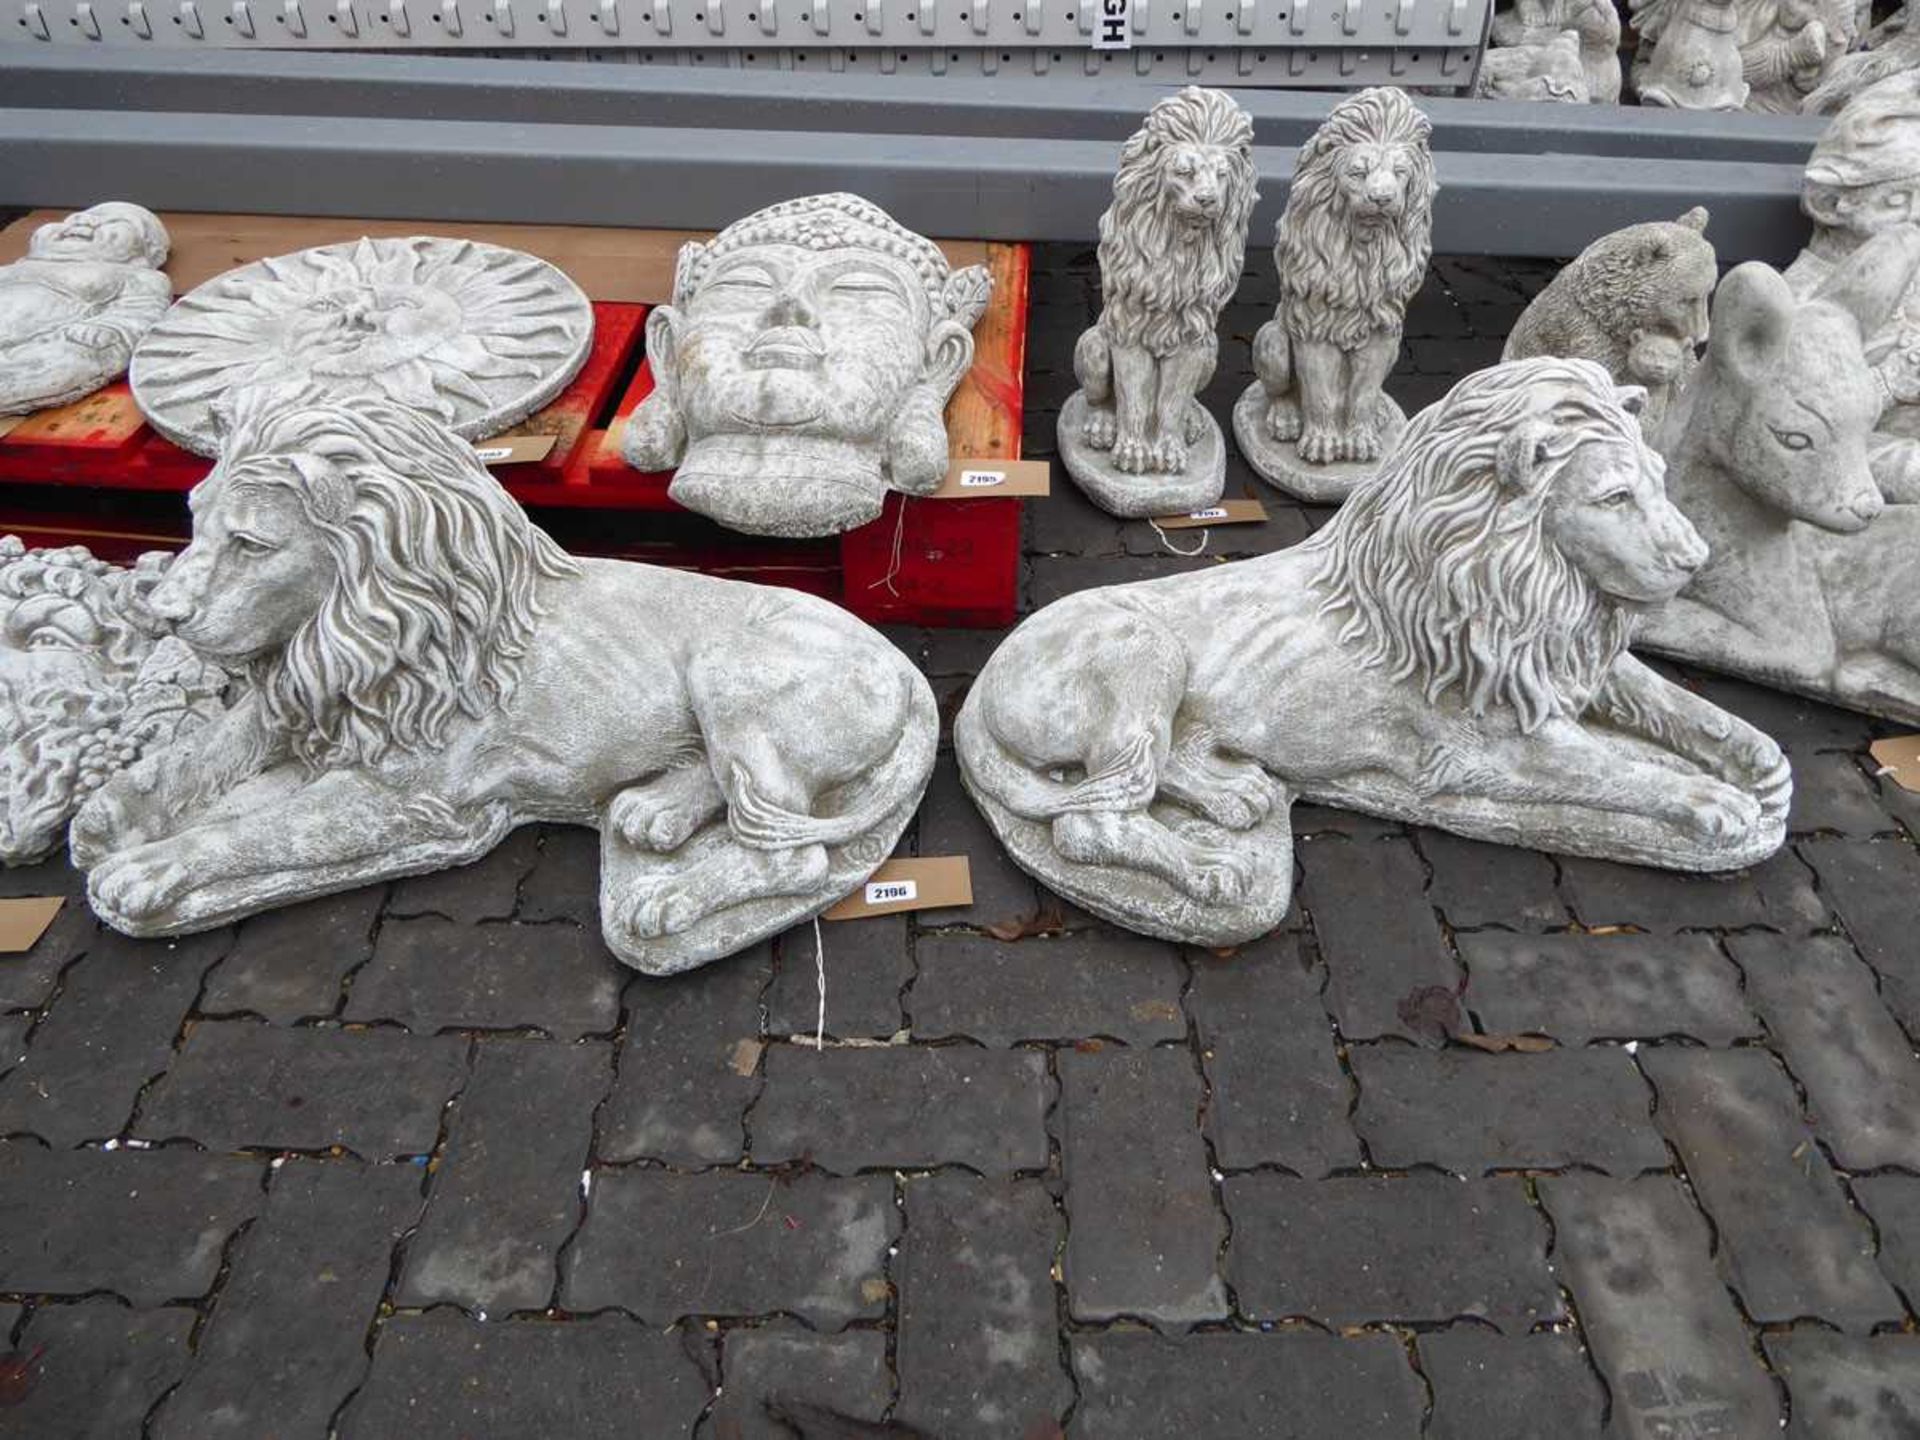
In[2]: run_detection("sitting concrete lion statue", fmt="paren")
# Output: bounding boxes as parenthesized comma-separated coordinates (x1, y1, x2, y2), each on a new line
(69, 388, 937, 975)
(959, 357, 1789, 945)
(1066, 86, 1257, 498)
(1250, 86, 1437, 471)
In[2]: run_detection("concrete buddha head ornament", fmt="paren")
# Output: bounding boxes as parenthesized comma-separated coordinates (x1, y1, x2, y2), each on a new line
(623, 192, 994, 539)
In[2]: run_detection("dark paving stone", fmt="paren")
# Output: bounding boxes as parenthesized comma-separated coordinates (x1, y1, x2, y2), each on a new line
(1421, 1329, 1607, 1440)
(1803, 839, 1920, 1032)
(398, 1038, 610, 1313)
(1767, 1331, 1920, 1439)
(753, 1043, 1049, 1173)
(1561, 849, 1826, 932)
(1058, 1046, 1227, 1324)
(347, 916, 624, 1040)
(1417, 829, 1566, 929)
(916, 755, 1036, 927)
(153, 1158, 421, 1440)
(6, 1300, 194, 1440)
(0, 897, 95, 1010)
(0, 1015, 23, 1077)
(1687, 673, 1878, 754)
(1351, 1047, 1667, 1176)
(1791, 751, 1897, 836)
(911, 930, 1185, 1046)
(137, 1022, 469, 1156)
(598, 943, 770, 1165)
(341, 1312, 711, 1440)
(202, 889, 384, 1024)
(1541, 1175, 1782, 1440)
(0, 1299, 16, 1342)
(0, 1142, 263, 1302)
(1292, 805, 1402, 841)
(1223, 1174, 1561, 1331)
(563, 1169, 897, 1326)
(706, 1323, 890, 1440)
(1188, 937, 1359, 1177)
(1458, 932, 1757, 1045)
(1026, 554, 1214, 612)
(387, 826, 540, 924)
(517, 825, 601, 925)
(1733, 933, 1920, 1171)
(1026, 484, 1125, 558)
(1641, 1046, 1902, 1330)
(896, 1173, 1070, 1439)
(1849, 1176, 1920, 1306)
(1299, 836, 1456, 1042)
(918, 627, 1000, 679)
(0, 928, 226, 1145)
(1069, 1331, 1425, 1438)
(766, 916, 909, 1040)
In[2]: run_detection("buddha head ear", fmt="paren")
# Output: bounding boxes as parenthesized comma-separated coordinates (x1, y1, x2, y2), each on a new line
(885, 382, 953, 497)
(622, 307, 688, 472)
(922, 317, 978, 404)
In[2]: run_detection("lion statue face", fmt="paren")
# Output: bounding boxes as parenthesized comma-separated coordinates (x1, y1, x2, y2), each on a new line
(1535, 424, 1708, 604)
(1332, 140, 1425, 229)
(1159, 141, 1243, 235)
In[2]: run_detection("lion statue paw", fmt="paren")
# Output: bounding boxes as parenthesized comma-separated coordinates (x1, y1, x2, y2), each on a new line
(617, 875, 703, 939)
(1148, 433, 1190, 475)
(1081, 405, 1119, 452)
(1183, 844, 1254, 903)
(1265, 397, 1303, 442)
(1182, 399, 1211, 445)
(1675, 776, 1764, 844)
(88, 842, 192, 926)
(1297, 423, 1342, 466)
(1112, 434, 1154, 475)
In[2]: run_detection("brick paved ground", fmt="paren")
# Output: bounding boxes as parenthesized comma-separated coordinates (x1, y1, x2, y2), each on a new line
(6, 244, 1920, 1437)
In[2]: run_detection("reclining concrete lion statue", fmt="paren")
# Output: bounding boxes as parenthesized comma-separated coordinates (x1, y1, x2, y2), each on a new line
(959, 357, 1789, 945)
(69, 387, 937, 975)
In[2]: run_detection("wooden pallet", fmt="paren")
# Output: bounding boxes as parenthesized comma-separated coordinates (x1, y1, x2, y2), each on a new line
(0, 212, 1030, 628)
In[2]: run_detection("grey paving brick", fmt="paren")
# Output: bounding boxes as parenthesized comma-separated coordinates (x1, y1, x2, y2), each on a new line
(597, 943, 770, 1165)
(6, 1300, 194, 1440)
(1542, 1175, 1782, 1440)
(1028, 554, 1213, 612)
(1803, 839, 1920, 1032)
(1188, 937, 1359, 1176)
(1641, 1046, 1902, 1330)
(136, 1022, 468, 1156)
(706, 1324, 890, 1440)
(153, 1158, 421, 1440)
(1069, 1331, 1424, 1438)
(346, 916, 624, 1040)
(1299, 836, 1456, 1042)
(911, 930, 1185, 1046)
(1561, 848, 1825, 932)
(0, 1299, 15, 1341)
(1027, 483, 1125, 558)
(1458, 932, 1758, 1045)
(1421, 1330, 1607, 1440)
(0, 928, 225, 1146)
(1733, 933, 1920, 1171)
(0, 896, 94, 1010)
(1058, 1046, 1227, 1324)
(563, 1169, 898, 1326)
(1687, 673, 1878, 753)
(1767, 1332, 1920, 1439)
(917, 755, 1036, 926)
(398, 1038, 610, 1313)
(517, 825, 601, 925)
(1292, 804, 1402, 840)
(1223, 1174, 1561, 1331)
(1351, 1047, 1667, 1176)
(386, 826, 540, 924)
(0, 1015, 22, 1078)
(1417, 828, 1566, 929)
(766, 915, 909, 1040)
(341, 1312, 711, 1440)
(0, 1142, 263, 1303)
(1791, 751, 1896, 836)
(753, 1044, 1049, 1173)
(1850, 1176, 1920, 1305)
(896, 1173, 1069, 1439)
(202, 888, 383, 1023)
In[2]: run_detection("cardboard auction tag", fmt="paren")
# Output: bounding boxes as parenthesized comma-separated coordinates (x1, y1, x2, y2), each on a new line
(474, 434, 557, 466)
(927, 459, 1051, 500)
(1870, 735, 1920, 793)
(1153, 498, 1268, 529)
(0, 897, 63, 953)
(0, 414, 22, 441)
(824, 856, 973, 920)
(5, 388, 145, 447)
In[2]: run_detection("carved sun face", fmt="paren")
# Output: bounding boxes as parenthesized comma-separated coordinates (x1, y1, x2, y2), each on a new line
(131, 236, 593, 457)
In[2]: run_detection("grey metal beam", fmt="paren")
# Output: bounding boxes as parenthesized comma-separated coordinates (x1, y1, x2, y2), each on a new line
(0, 104, 1813, 260)
(0, 44, 1826, 163)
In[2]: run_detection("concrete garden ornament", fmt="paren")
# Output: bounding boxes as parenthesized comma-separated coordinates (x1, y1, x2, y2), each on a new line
(1489, 0, 1625, 101)
(0, 203, 171, 417)
(1234, 87, 1437, 504)
(0, 539, 229, 866)
(1640, 226, 1920, 728)
(1631, 0, 1858, 111)
(1804, 5, 1920, 113)
(1476, 31, 1593, 101)
(131, 236, 593, 458)
(69, 388, 938, 975)
(622, 193, 993, 538)
(1505, 209, 1717, 434)
(1059, 87, 1258, 518)
(959, 358, 1789, 947)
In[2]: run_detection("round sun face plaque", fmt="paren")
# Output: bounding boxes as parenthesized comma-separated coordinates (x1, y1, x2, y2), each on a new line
(131, 235, 594, 456)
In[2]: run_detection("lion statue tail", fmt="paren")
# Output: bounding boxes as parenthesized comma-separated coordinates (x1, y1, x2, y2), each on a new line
(724, 673, 938, 851)
(1252, 313, 1292, 399)
(951, 697, 1158, 824)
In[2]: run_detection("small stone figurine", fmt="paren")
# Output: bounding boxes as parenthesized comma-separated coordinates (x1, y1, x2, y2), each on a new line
(0, 203, 171, 417)
(1476, 30, 1594, 101)
(1490, 0, 1626, 101)
(1058, 87, 1258, 518)
(1234, 87, 1438, 504)
(961, 357, 1788, 947)
(1633, 0, 1857, 112)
